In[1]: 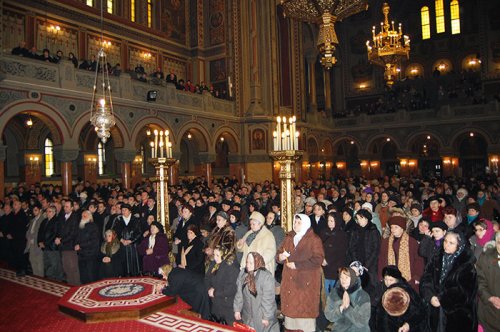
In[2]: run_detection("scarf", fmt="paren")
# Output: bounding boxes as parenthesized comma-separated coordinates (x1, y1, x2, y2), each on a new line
(245, 228, 261, 247)
(293, 213, 311, 247)
(148, 234, 156, 249)
(101, 238, 120, 257)
(388, 233, 411, 281)
(466, 214, 477, 224)
(477, 219, 495, 247)
(440, 243, 465, 285)
(477, 196, 486, 206)
(243, 252, 266, 297)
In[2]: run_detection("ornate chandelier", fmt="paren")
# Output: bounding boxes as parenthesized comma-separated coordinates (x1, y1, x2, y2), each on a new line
(280, 0, 369, 69)
(366, 3, 410, 86)
(90, 2, 115, 143)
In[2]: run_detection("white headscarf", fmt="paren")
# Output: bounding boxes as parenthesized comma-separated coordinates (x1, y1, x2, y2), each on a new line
(293, 213, 311, 247)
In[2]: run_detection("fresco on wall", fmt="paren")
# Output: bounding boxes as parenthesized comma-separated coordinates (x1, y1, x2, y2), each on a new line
(161, 0, 186, 44)
(209, 0, 225, 45)
(252, 129, 266, 151)
(210, 58, 226, 82)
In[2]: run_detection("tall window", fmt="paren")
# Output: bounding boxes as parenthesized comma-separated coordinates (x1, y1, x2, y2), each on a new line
(450, 0, 460, 34)
(107, 0, 113, 14)
(421, 7, 431, 40)
(98, 142, 105, 175)
(131, 0, 136, 22)
(147, 0, 152, 28)
(86, 0, 94, 6)
(44, 138, 54, 177)
(435, 0, 445, 33)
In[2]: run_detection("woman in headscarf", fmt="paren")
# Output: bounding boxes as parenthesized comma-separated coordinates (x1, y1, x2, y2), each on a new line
(469, 218, 495, 260)
(277, 213, 325, 332)
(137, 221, 170, 275)
(324, 267, 371, 331)
(375, 265, 429, 332)
(98, 229, 124, 279)
(179, 224, 205, 275)
(205, 245, 239, 325)
(205, 211, 235, 266)
(233, 252, 279, 332)
(420, 231, 477, 331)
(320, 212, 348, 294)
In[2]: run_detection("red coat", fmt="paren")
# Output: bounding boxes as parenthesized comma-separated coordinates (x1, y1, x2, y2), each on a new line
(422, 207, 444, 222)
(378, 234, 424, 292)
(277, 228, 325, 318)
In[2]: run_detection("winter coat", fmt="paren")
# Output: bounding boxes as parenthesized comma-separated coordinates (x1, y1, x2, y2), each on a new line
(98, 240, 125, 279)
(233, 269, 279, 332)
(319, 225, 348, 280)
(205, 256, 239, 325)
(419, 246, 477, 332)
(162, 267, 211, 320)
(476, 247, 500, 332)
(58, 212, 79, 251)
(137, 232, 170, 274)
(37, 216, 61, 251)
(238, 226, 276, 276)
(346, 222, 381, 296)
(378, 234, 424, 292)
(278, 228, 325, 318)
(75, 221, 100, 259)
(324, 278, 371, 332)
(268, 225, 285, 249)
(311, 214, 327, 235)
(180, 236, 205, 275)
(418, 235, 443, 265)
(375, 281, 430, 332)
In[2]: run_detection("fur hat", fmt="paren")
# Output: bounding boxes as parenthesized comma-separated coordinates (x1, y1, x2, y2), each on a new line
(249, 211, 265, 225)
(410, 203, 422, 214)
(356, 209, 372, 221)
(430, 220, 448, 231)
(388, 216, 407, 229)
(361, 202, 373, 212)
(382, 265, 403, 281)
(389, 206, 406, 216)
(382, 287, 410, 317)
(304, 197, 317, 206)
(217, 211, 229, 221)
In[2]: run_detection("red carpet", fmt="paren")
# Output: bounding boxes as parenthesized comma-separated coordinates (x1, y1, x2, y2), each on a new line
(0, 268, 238, 332)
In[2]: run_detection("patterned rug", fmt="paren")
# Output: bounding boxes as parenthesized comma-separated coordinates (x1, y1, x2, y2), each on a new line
(0, 267, 238, 332)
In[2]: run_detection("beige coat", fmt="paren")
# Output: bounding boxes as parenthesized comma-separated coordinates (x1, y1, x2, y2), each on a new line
(237, 226, 277, 276)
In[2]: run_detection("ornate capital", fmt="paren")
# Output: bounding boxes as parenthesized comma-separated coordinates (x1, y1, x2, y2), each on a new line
(114, 149, 137, 163)
(54, 147, 79, 162)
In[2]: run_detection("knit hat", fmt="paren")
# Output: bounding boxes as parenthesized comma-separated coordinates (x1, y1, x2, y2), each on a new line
(356, 209, 372, 221)
(410, 203, 422, 214)
(382, 265, 403, 280)
(217, 211, 229, 221)
(304, 197, 317, 206)
(387, 216, 407, 229)
(249, 211, 265, 225)
(382, 287, 410, 317)
(151, 221, 165, 234)
(430, 220, 448, 231)
(349, 261, 367, 276)
(361, 202, 373, 212)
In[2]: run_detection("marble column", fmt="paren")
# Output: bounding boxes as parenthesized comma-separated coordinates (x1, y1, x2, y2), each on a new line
(0, 145, 6, 200)
(114, 149, 137, 191)
(54, 147, 79, 196)
(307, 55, 318, 111)
(324, 69, 332, 112)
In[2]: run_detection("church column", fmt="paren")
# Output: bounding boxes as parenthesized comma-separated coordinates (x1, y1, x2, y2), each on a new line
(54, 147, 79, 196)
(307, 55, 317, 112)
(115, 149, 137, 191)
(324, 69, 332, 112)
(0, 145, 6, 200)
(197, 153, 216, 187)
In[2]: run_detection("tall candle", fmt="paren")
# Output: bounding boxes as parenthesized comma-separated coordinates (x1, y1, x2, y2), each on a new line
(283, 117, 288, 150)
(150, 141, 154, 157)
(295, 131, 299, 150)
(159, 130, 164, 158)
(153, 130, 159, 158)
(276, 116, 282, 151)
(273, 131, 277, 151)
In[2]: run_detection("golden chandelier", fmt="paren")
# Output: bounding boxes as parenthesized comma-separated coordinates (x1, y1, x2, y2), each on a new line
(280, 0, 369, 69)
(366, 3, 410, 86)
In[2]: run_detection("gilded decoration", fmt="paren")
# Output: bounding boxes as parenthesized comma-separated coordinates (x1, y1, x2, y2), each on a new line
(209, 0, 225, 45)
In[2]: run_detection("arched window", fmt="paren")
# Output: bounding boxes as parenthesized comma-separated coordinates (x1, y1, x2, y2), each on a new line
(131, 0, 136, 22)
(44, 138, 54, 177)
(421, 7, 431, 40)
(435, 0, 445, 33)
(98, 142, 105, 175)
(107, 0, 113, 14)
(147, 0, 152, 28)
(450, 0, 460, 34)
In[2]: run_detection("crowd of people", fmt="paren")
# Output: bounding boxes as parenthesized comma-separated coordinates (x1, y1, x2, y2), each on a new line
(0, 174, 499, 331)
(10, 42, 230, 100)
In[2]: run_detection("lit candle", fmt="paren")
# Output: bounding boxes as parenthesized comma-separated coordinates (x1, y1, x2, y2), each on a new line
(283, 117, 288, 150)
(167, 142, 172, 158)
(281, 132, 286, 151)
(150, 141, 154, 157)
(276, 116, 282, 151)
(273, 131, 277, 151)
(153, 129, 158, 158)
(295, 131, 299, 150)
(291, 116, 296, 150)
(159, 130, 164, 158)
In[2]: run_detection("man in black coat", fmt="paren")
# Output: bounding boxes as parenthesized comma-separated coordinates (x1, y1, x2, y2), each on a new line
(37, 206, 64, 281)
(75, 210, 100, 284)
(57, 200, 80, 285)
(6, 200, 29, 276)
(112, 204, 142, 276)
(173, 204, 198, 264)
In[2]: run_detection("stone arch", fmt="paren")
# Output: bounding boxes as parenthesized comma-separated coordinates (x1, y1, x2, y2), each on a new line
(213, 126, 239, 153)
(331, 136, 363, 153)
(70, 111, 127, 149)
(405, 130, 445, 153)
(130, 117, 175, 149)
(0, 101, 68, 145)
(449, 128, 493, 152)
(176, 122, 210, 153)
(365, 134, 401, 155)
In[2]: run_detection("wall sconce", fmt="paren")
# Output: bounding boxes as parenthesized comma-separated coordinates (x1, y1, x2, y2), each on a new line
(47, 24, 61, 44)
(27, 155, 41, 177)
(86, 156, 97, 173)
(143, 52, 152, 60)
(360, 161, 368, 167)
(220, 136, 225, 142)
(187, 132, 192, 140)
(400, 159, 408, 166)
(408, 161, 416, 166)
(102, 40, 112, 48)
(336, 162, 344, 169)
(26, 114, 33, 128)
(370, 161, 379, 167)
